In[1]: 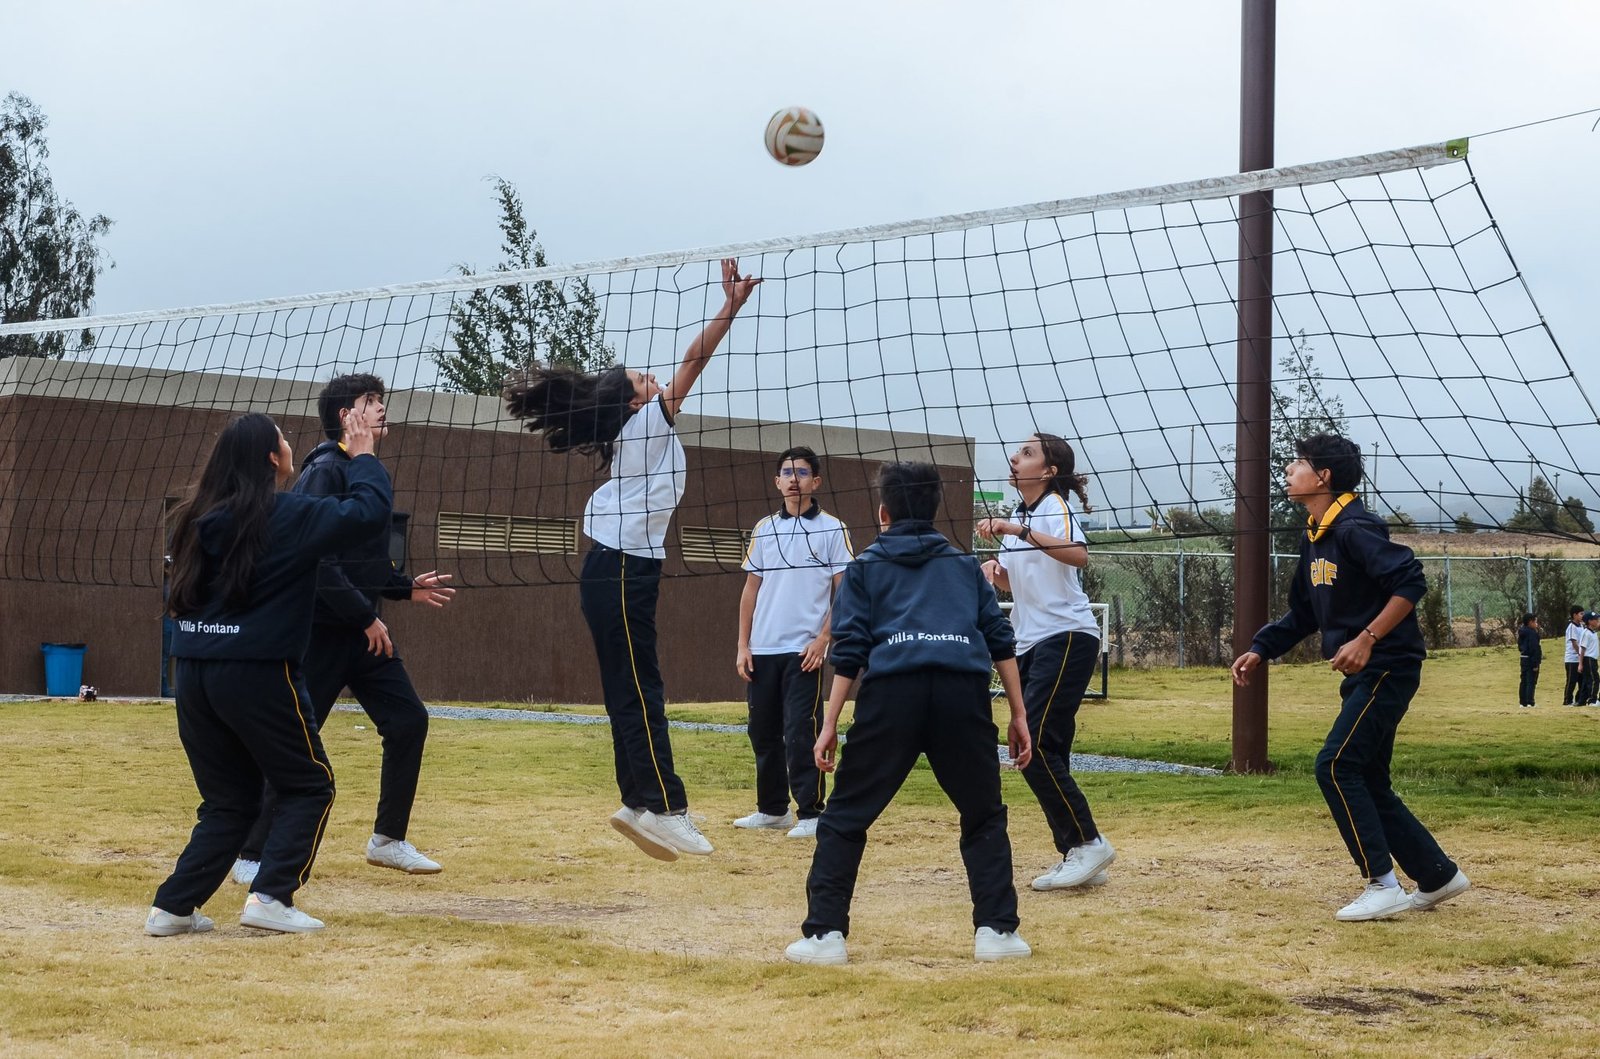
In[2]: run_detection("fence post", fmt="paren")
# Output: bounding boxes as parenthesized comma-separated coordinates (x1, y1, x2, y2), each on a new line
(1113, 595, 1125, 667)
(1177, 550, 1187, 668)
(1444, 553, 1455, 645)
(1473, 600, 1483, 646)
(1525, 556, 1534, 613)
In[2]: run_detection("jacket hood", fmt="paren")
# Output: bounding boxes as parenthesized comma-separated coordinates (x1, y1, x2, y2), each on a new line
(869, 520, 958, 568)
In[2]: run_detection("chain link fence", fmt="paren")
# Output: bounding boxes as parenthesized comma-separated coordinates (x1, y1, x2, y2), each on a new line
(983, 547, 1600, 669)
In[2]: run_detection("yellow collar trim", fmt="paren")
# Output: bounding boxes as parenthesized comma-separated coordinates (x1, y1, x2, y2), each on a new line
(337, 441, 348, 453)
(1307, 492, 1358, 543)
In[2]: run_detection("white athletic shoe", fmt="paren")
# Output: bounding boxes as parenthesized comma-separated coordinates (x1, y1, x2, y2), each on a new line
(1411, 869, 1470, 911)
(609, 807, 679, 862)
(1334, 882, 1413, 922)
(732, 810, 796, 830)
(786, 817, 820, 839)
(365, 836, 442, 874)
(785, 931, 848, 965)
(1031, 837, 1116, 891)
(144, 907, 215, 937)
(240, 893, 325, 933)
(974, 926, 1032, 962)
(637, 810, 714, 856)
(230, 858, 260, 886)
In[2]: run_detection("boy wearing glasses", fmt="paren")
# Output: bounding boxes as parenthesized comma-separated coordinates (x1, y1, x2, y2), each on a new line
(734, 446, 854, 838)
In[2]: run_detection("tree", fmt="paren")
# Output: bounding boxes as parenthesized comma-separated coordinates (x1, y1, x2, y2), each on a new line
(1506, 476, 1583, 535)
(1386, 509, 1418, 534)
(1563, 496, 1595, 535)
(1218, 331, 1350, 551)
(1454, 512, 1477, 534)
(430, 177, 613, 394)
(1, 92, 112, 358)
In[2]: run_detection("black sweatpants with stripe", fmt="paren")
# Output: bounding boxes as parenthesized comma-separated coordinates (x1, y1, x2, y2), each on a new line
(1313, 666, 1457, 892)
(747, 652, 827, 819)
(1017, 630, 1102, 853)
(240, 625, 429, 858)
(153, 659, 335, 913)
(1564, 660, 1581, 705)
(803, 670, 1018, 939)
(580, 544, 686, 814)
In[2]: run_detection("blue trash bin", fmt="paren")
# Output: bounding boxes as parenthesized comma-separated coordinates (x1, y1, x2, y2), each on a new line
(41, 643, 87, 697)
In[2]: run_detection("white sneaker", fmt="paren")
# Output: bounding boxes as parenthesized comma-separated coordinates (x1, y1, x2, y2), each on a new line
(637, 810, 714, 856)
(1031, 837, 1116, 891)
(1335, 882, 1412, 922)
(785, 931, 848, 965)
(240, 893, 325, 933)
(1411, 869, 1470, 911)
(144, 907, 215, 937)
(230, 858, 260, 886)
(365, 836, 443, 874)
(786, 817, 820, 839)
(733, 810, 796, 830)
(609, 807, 679, 862)
(974, 925, 1032, 962)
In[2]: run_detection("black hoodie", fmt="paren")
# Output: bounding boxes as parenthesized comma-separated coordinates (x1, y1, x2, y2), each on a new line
(169, 455, 393, 662)
(828, 520, 1016, 681)
(295, 440, 413, 629)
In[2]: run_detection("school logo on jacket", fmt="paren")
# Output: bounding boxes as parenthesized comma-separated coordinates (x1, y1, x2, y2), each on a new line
(1309, 558, 1338, 587)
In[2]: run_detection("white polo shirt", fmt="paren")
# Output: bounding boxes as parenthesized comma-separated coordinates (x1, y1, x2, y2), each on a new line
(1566, 622, 1584, 663)
(998, 491, 1098, 655)
(1582, 626, 1599, 663)
(583, 397, 685, 560)
(743, 502, 853, 654)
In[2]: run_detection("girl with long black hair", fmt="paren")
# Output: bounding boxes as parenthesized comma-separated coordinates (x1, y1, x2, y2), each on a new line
(504, 258, 760, 861)
(978, 432, 1116, 892)
(146, 409, 391, 936)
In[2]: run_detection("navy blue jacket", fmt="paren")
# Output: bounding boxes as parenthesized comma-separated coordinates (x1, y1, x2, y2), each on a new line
(170, 455, 393, 662)
(1517, 625, 1542, 663)
(828, 520, 1016, 681)
(296, 440, 412, 629)
(1251, 495, 1428, 669)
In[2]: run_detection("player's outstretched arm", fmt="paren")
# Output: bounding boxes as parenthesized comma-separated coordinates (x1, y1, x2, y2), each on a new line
(662, 258, 761, 419)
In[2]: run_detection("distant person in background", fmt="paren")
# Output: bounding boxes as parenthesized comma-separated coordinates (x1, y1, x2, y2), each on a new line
(1516, 613, 1541, 708)
(1562, 605, 1584, 706)
(1581, 612, 1600, 707)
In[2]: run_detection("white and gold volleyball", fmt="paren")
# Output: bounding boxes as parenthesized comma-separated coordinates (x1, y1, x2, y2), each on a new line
(764, 107, 824, 166)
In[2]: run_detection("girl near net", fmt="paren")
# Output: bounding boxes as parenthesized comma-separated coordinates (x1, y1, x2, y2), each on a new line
(978, 433, 1116, 892)
(147, 409, 391, 936)
(504, 258, 760, 861)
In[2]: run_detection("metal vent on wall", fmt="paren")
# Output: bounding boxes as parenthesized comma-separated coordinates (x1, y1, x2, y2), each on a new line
(680, 526, 751, 565)
(437, 512, 579, 554)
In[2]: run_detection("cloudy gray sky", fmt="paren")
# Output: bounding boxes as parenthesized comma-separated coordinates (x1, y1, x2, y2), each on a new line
(8, 1, 1600, 523)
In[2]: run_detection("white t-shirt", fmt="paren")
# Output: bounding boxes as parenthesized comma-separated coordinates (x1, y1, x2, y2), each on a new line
(998, 491, 1098, 655)
(1582, 626, 1599, 663)
(1566, 622, 1584, 663)
(583, 397, 685, 560)
(743, 503, 854, 654)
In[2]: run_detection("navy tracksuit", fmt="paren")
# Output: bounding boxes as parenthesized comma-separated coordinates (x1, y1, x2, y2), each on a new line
(803, 521, 1020, 939)
(1251, 494, 1458, 893)
(1517, 625, 1541, 707)
(241, 441, 428, 859)
(153, 456, 392, 914)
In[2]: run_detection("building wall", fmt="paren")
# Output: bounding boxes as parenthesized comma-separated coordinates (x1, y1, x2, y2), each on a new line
(0, 366, 974, 702)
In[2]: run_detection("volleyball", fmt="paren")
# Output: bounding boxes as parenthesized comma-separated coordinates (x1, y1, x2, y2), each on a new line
(764, 107, 824, 167)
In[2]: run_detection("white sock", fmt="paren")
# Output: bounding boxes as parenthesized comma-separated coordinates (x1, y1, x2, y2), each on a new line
(372, 833, 396, 847)
(1375, 871, 1398, 888)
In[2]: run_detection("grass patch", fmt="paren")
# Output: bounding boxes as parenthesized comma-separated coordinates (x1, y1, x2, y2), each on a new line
(2, 641, 1599, 1055)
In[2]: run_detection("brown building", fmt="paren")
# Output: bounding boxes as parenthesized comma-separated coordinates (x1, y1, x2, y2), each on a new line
(0, 356, 976, 703)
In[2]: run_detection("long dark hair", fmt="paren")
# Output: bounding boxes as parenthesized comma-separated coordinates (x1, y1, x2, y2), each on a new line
(1034, 432, 1092, 512)
(166, 413, 284, 616)
(503, 364, 635, 463)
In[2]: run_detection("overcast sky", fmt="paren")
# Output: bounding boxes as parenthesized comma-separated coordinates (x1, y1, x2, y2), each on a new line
(8, 1, 1599, 522)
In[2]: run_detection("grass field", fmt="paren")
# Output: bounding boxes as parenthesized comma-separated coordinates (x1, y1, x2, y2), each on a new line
(3, 645, 1600, 1057)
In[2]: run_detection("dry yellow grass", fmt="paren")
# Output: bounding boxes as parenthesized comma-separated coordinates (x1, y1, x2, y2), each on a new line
(2, 650, 1599, 1057)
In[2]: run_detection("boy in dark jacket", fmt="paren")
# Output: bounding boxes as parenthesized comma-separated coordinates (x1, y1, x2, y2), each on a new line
(1231, 434, 1469, 922)
(784, 462, 1034, 965)
(1517, 613, 1542, 708)
(233, 374, 455, 885)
